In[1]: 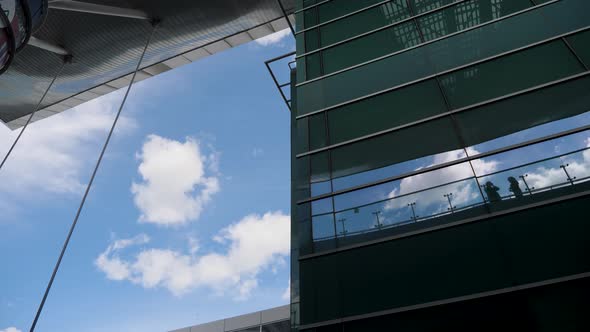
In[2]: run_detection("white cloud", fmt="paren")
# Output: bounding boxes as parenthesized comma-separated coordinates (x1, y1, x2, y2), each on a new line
(0, 327, 22, 332)
(0, 95, 134, 197)
(526, 137, 590, 190)
(385, 148, 498, 214)
(255, 29, 291, 46)
(131, 135, 220, 226)
(95, 234, 150, 281)
(95, 211, 290, 298)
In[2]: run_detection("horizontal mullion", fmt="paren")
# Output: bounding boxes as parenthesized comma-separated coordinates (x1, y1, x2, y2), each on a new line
(332, 175, 474, 214)
(294, 0, 333, 14)
(329, 145, 590, 215)
(296, 64, 590, 158)
(477, 146, 590, 179)
(296, 118, 590, 205)
(295, 0, 468, 58)
(295, 4, 576, 118)
(296, 0, 396, 35)
(295, 0, 560, 87)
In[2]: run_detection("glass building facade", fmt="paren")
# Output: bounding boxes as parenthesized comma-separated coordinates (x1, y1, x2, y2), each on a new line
(289, 0, 590, 330)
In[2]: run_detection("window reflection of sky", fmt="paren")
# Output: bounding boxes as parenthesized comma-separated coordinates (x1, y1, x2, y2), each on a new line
(308, 112, 590, 242)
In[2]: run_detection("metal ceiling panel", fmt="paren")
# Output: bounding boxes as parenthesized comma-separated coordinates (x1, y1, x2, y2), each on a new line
(0, 0, 295, 129)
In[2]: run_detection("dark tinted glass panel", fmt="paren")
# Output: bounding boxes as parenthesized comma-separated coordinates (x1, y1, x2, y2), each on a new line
(440, 41, 584, 109)
(318, 0, 387, 23)
(320, 0, 410, 47)
(322, 21, 421, 75)
(566, 29, 590, 69)
(306, 52, 323, 80)
(409, 0, 454, 14)
(305, 29, 321, 52)
(295, 116, 309, 154)
(262, 320, 290, 332)
(331, 117, 460, 179)
(417, 0, 531, 42)
(309, 113, 328, 149)
(297, 0, 590, 114)
(311, 151, 330, 182)
(327, 79, 447, 145)
(455, 75, 590, 147)
(304, 7, 319, 28)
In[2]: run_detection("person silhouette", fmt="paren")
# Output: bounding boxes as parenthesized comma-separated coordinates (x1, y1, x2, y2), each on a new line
(508, 176, 523, 198)
(484, 181, 501, 202)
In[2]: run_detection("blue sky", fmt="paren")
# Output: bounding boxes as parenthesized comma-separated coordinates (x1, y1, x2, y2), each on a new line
(0, 30, 294, 332)
(2, 24, 590, 332)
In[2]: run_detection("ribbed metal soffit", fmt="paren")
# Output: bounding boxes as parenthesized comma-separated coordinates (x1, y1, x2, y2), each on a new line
(0, 0, 295, 129)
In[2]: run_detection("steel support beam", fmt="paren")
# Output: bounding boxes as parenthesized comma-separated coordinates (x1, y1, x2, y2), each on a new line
(48, 0, 150, 20)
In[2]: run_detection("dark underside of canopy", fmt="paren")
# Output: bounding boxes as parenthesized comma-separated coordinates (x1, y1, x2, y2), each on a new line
(0, 0, 295, 128)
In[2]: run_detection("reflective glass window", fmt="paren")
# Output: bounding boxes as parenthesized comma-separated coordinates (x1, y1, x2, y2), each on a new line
(440, 40, 584, 109)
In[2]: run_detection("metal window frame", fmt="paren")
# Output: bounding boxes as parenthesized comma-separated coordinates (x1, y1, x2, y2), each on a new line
(301, 187, 590, 261)
(327, 144, 590, 215)
(295, 0, 560, 87)
(296, 0, 400, 35)
(295, 0, 468, 55)
(297, 104, 590, 205)
(294, 0, 333, 14)
(294, 25, 590, 154)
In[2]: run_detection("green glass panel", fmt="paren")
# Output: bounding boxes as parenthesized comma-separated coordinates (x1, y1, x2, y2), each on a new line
(409, 0, 454, 14)
(320, 0, 410, 47)
(309, 113, 328, 150)
(311, 151, 330, 182)
(297, 0, 590, 114)
(295, 11, 305, 31)
(295, 117, 309, 154)
(296, 33, 305, 56)
(322, 20, 421, 75)
(566, 29, 590, 69)
(417, 0, 531, 42)
(306, 52, 322, 80)
(317, 0, 388, 23)
(440, 41, 584, 109)
(328, 79, 447, 144)
(305, 29, 321, 52)
(456, 75, 590, 148)
(331, 117, 460, 179)
(304, 7, 318, 28)
(296, 57, 307, 83)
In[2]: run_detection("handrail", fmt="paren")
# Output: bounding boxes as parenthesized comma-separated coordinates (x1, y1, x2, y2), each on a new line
(311, 148, 590, 241)
(325, 146, 590, 216)
(299, 122, 590, 205)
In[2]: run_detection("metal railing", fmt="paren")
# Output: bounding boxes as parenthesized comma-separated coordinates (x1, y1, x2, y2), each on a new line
(265, 51, 296, 111)
(311, 143, 590, 241)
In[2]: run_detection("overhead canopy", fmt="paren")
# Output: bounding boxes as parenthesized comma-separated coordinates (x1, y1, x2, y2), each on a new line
(0, 0, 295, 129)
